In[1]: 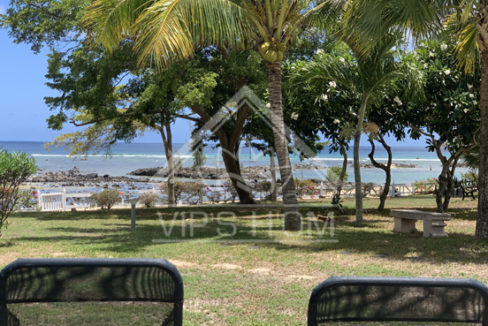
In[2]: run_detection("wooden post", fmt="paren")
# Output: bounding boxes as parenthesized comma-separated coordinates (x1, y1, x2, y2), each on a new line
(131, 202, 136, 231)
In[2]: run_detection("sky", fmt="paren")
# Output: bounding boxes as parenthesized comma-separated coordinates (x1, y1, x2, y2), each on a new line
(0, 0, 426, 147)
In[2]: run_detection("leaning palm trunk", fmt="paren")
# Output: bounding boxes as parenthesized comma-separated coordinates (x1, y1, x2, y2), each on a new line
(477, 50, 488, 238)
(267, 62, 300, 231)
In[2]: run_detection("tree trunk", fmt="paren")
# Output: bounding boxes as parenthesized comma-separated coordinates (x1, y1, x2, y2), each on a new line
(477, 49, 488, 238)
(269, 148, 277, 202)
(267, 62, 300, 231)
(443, 161, 457, 212)
(332, 144, 348, 205)
(353, 130, 363, 225)
(353, 99, 369, 226)
(436, 168, 449, 213)
(160, 124, 175, 206)
(368, 135, 392, 212)
(221, 142, 256, 204)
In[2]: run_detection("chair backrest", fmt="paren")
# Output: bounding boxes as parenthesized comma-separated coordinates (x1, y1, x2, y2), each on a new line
(0, 258, 183, 326)
(308, 276, 488, 326)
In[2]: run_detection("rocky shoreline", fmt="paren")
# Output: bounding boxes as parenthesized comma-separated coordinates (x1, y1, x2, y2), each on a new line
(26, 161, 421, 186)
(27, 167, 150, 187)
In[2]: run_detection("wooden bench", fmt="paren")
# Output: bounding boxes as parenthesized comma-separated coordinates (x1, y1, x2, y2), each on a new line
(390, 209, 450, 237)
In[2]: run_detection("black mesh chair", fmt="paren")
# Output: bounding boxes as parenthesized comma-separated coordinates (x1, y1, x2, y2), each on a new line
(308, 276, 488, 325)
(0, 258, 183, 326)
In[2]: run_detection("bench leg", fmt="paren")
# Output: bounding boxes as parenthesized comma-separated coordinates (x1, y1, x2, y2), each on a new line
(393, 217, 417, 233)
(423, 220, 448, 237)
(423, 220, 433, 237)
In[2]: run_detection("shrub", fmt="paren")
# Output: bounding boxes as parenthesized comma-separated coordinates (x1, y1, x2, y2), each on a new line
(207, 190, 221, 203)
(326, 166, 348, 185)
(224, 180, 238, 203)
(138, 192, 160, 208)
(91, 189, 120, 210)
(362, 182, 376, 198)
(461, 170, 478, 185)
(0, 150, 37, 236)
(16, 190, 36, 209)
(295, 179, 316, 198)
(414, 178, 438, 194)
(160, 181, 205, 204)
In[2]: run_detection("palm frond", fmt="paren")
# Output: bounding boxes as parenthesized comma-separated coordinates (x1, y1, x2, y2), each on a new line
(84, 0, 150, 52)
(445, 1, 480, 72)
(86, 0, 252, 69)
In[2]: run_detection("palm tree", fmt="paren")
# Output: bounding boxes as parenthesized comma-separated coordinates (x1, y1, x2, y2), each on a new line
(343, 0, 488, 237)
(85, 0, 344, 230)
(292, 35, 421, 225)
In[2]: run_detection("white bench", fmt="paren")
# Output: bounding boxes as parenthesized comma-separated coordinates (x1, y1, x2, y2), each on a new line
(390, 209, 450, 237)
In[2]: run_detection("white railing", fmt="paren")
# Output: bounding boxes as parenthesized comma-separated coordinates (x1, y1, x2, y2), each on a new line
(34, 183, 417, 211)
(37, 189, 93, 212)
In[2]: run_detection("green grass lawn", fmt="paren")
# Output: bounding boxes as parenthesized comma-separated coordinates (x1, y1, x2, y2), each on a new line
(2, 195, 487, 325)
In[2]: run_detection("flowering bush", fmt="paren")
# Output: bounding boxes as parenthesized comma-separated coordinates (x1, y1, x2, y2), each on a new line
(295, 179, 316, 198)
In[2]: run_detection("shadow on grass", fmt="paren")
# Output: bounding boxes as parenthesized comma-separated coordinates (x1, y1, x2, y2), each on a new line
(13, 206, 292, 221)
(8, 212, 487, 267)
(9, 201, 486, 266)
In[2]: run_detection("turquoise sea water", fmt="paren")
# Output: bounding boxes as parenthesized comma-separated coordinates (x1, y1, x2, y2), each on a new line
(0, 141, 470, 184)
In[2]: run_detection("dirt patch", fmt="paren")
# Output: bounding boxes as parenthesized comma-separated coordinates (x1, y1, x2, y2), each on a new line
(212, 263, 242, 270)
(249, 267, 272, 274)
(285, 274, 316, 281)
(0, 252, 20, 265)
(170, 259, 198, 268)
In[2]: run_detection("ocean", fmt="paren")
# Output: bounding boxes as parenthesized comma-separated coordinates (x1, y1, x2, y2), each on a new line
(0, 141, 470, 185)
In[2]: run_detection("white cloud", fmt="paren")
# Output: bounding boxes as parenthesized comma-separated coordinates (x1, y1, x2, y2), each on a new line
(0, 5, 6, 15)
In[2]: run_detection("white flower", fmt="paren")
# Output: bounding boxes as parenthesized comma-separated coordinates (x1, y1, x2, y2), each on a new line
(393, 96, 403, 106)
(429, 51, 435, 57)
(316, 49, 324, 55)
(464, 109, 469, 113)
(440, 43, 448, 51)
(333, 119, 341, 124)
(320, 94, 328, 101)
(423, 64, 428, 69)
(468, 84, 473, 90)
(339, 57, 345, 63)
(266, 103, 271, 109)
(444, 69, 451, 75)
(329, 81, 337, 89)
(469, 93, 475, 99)
(291, 112, 299, 120)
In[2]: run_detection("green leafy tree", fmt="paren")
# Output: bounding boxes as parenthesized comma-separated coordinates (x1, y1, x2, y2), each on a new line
(85, 0, 346, 230)
(291, 35, 422, 225)
(1, 1, 265, 206)
(0, 0, 87, 52)
(407, 40, 480, 213)
(344, 0, 488, 238)
(366, 83, 411, 212)
(0, 150, 38, 236)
